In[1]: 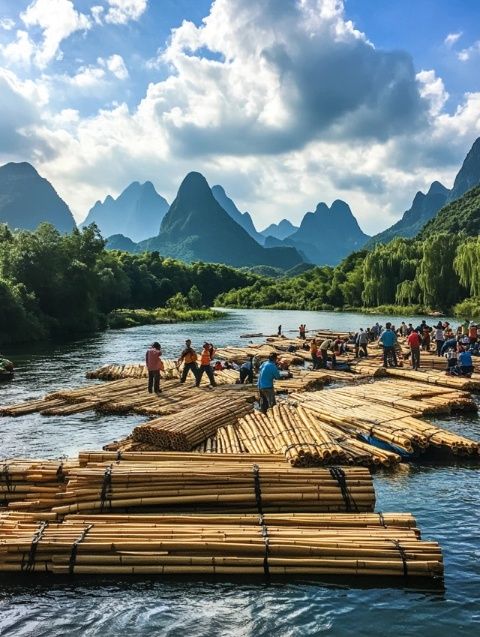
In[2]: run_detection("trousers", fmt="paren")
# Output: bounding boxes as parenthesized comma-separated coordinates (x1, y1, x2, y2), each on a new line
(148, 370, 160, 393)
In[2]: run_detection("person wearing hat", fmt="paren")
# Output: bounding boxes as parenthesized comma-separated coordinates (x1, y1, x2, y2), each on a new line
(257, 352, 281, 413)
(468, 322, 478, 345)
(195, 342, 217, 387)
(145, 341, 164, 394)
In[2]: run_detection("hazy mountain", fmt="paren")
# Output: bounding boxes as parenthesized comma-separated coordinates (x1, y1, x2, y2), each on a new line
(211, 185, 264, 244)
(0, 162, 76, 233)
(282, 200, 369, 265)
(81, 181, 169, 242)
(367, 181, 450, 246)
(105, 233, 139, 252)
(261, 219, 298, 240)
(139, 172, 304, 270)
(419, 185, 480, 239)
(447, 137, 480, 203)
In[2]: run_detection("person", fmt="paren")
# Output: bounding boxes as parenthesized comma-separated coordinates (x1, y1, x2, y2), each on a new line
(379, 322, 397, 367)
(357, 328, 368, 357)
(299, 324, 306, 339)
(145, 341, 163, 394)
(177, 339, 199, 384)
(319, 338, 335, 368)
(196, 342, 217, 387)
(400, 321, 408, 337)
(407, 329, 421, 370)
(277, 324, 282, 337)
(457, 348, 474, 376)
(310, 339, 320, 370)
(407, 323, 414, 335)
(441, 337, 458, 356)
(422, 322, 431, 352)
(257, 352, 281, 413)
(444, 346, 458, 373)
(434, 322, 445, 357)
(239, 355, 254, 384)
(469, 322, 478, 345)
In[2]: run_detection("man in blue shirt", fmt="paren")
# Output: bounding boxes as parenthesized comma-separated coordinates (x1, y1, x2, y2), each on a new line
(452, 349, 474, 376)
(379, 322, 397, 367)
(257, 352, 281, 413)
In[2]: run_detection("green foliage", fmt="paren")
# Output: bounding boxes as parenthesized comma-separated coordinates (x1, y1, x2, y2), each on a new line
(454, 236, 480, 297)
(0, 223, 259, 345)
(453, 298, 480, 319)
(419, 185, 480, 238)
(108, 307, 224, 329)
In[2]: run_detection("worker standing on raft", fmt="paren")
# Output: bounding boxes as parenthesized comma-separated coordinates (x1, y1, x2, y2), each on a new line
(257, 352, 281, 413)
(195, 342, 217, 387)
(177, 339, 199, 384)
(145, 342, 164, 394)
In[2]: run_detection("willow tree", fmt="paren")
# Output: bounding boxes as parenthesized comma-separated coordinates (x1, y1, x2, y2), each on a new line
(454, 237, 480, 297)
(416, 233, 461, 309)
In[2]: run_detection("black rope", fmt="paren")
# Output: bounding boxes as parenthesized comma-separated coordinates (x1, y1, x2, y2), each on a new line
(69, 524, 94, 574)
(21, 521, 49, 573)
(392, 539, 409, 578)
(56, 462, 65, 483)
(252, 464, 263, 515)
(258, 514, 270, 580)
(329, 466, 358, 512)
(378, 512, 386, 528)
(100, 464, 113, 513)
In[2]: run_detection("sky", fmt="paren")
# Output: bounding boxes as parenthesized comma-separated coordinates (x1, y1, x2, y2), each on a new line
(1, 0, 480, 235)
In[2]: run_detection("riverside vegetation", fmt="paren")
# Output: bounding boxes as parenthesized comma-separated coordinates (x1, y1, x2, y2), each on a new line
(0, 223, 255, 346)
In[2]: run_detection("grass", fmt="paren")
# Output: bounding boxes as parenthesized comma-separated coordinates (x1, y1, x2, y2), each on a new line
(107, 307, 225, 329)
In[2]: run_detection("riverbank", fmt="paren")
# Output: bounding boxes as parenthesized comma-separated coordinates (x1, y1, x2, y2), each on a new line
(107, 307, 225, 329)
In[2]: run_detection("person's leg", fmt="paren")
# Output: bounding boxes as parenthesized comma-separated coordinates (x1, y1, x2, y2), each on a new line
(239, 368, 247, 384)
(180, 365, 188, 383)
(148, 370, 154, 393)
(195, 366, 204, 386)
(321, 350, 328, 368)
(154, 371, 160, 393)
(383, 347, 388, 367)
(206, 366, 217, 386)
(259, 390, 269, 414)
(392, 347, 398, 367)
(247, 370, 254, 384)
(266, 388, 276, 409)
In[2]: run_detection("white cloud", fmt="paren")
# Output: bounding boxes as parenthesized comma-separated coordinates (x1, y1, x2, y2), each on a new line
(1, 30, 36, 66)
(416, 69, 449, 116)
(20, 0, 91, 68)
(104, 0, 148, 25)
(99, 53, 129, 80)
(444, 32, 462, 48)
(458, 40, 480, 62)
(0, 18, 15, 31)
(91, 5, 104, 25)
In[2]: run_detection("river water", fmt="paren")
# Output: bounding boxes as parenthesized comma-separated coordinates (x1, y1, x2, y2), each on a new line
(1, 309, 479, 636)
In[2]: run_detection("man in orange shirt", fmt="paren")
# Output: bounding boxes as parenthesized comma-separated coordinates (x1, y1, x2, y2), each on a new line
(177, 339, 199, 384)
(195, 342, 217, 387)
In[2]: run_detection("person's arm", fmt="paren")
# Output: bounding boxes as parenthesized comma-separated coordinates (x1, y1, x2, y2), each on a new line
(145, 351, 148, 366)
(273, 365, 282, 380)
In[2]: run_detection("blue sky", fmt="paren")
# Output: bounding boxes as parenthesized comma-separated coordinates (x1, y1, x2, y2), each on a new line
(0, 0, 479, 234)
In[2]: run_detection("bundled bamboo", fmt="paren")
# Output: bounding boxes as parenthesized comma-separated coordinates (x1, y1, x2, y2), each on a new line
(133, 394, 253, 450)
(0, 511, 443, 580)
(46, 459, 374, 516)
(385, 367, 480, 391)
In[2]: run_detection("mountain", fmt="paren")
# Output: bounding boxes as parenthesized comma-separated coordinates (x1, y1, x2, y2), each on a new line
(105, 234, 139, 252)
(211, 185, 264, 244)
(81, 181, 169, 242)
(367, 181, 450, 246)
(261, 219, 298, 241)
(418, 185, 480, 239)
(139, 172, 304, 270)
(0, 162, 75, 232)
(447, 137, 480, 203)
(282, 200, 369, 265)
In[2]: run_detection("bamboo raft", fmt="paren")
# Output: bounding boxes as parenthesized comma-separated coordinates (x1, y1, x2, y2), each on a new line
(0, 511, 443, 580)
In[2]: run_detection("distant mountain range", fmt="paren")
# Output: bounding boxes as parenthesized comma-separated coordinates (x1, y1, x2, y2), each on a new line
(81, 181, 169, 242)
(2, 135, 480, 270)
(0, 162, 75, 233)
(137, 172, 304, 270)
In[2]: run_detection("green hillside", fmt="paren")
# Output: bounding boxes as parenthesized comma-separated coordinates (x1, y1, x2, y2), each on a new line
(418, 185, 480, 239)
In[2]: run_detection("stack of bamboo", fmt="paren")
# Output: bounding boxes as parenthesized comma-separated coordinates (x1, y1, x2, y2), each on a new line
(132, 393, 253, 450)
(0, 510, 443, 579)
(47, 458, 374, 516)
(0, 459, 75, 511)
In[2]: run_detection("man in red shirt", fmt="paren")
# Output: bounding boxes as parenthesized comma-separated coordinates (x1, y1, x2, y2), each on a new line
(146, 342, 164, 394)
(407, 330, 421, 370)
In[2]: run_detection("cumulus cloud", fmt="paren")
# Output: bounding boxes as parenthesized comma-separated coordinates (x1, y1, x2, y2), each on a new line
(0, 18, 15, 31)
(20, 0, 91, 68)
(100, 53, 129, 80)
(1, 30, 36, 66)
(104, 0, 148, 25)
(416, 69, 449, 116)
(91, 6, 104, 26)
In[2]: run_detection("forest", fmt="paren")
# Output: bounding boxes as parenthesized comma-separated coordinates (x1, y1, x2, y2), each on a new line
(0, 223, 258, 345)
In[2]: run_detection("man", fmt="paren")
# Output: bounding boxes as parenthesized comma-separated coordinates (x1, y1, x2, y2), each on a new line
(299, 324, 306, 339)
(239, 355, 254, 384)
(310, 339, 320, 370)
(177, 339, 199, 384)
(454, 348, 474, 377)
(379, 322, 397, 367)
(257, 352, 281, 413)
(145, 341, 163, 394)
(319, 338, 335, 368)
(357, 329, 368, 357)
(407, 329, 421, 370)
(195, 342, 217, 387)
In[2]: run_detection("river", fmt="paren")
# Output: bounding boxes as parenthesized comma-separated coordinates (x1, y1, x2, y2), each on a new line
(1, 308, 479, 636)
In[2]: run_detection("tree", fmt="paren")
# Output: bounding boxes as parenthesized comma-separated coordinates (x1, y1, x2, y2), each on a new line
(188, 285, 203, 308)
